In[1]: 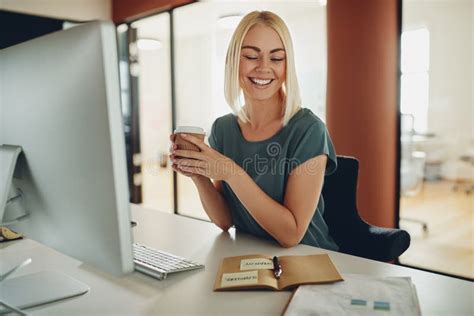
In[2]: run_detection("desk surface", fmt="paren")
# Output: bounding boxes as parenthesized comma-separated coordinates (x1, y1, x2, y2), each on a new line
(1, 205, 472, 315)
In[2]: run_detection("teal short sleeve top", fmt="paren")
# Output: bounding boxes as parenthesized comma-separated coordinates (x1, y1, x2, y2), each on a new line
(208, 108, 339, 251)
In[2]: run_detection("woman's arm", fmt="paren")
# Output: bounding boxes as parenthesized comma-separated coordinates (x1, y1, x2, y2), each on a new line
(173, 133, 327, 248)
(191, 177, 233, 231)
(170, 135, 233, 231)
(226, 155, 327, 248)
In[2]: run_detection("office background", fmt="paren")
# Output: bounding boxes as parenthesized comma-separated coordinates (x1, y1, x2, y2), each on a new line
(1, 0, 472, 280)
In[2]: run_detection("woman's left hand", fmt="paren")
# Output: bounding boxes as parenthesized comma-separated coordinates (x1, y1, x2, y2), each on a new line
(171, 134, 240, 181)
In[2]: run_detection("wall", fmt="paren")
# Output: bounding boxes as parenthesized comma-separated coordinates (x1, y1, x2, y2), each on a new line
(1, 0, 111, 21)
(112, 0, 193, 23)
(403, 0, 473, 178)
(327, 0, 399, 228)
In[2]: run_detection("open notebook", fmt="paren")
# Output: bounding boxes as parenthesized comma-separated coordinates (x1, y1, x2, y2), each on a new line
(214, 253, 343, 291)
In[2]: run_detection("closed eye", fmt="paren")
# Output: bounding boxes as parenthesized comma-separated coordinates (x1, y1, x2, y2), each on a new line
(243, 56, 285, 62)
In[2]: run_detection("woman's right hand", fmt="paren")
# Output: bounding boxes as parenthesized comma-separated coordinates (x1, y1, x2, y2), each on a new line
(169, 134, 202, 179)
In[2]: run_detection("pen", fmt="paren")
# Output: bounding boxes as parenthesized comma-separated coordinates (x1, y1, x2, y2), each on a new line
(272, 256, 282, 279)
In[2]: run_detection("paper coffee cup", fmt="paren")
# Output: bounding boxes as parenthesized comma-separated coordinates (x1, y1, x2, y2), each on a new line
(174, 126, 205, 152)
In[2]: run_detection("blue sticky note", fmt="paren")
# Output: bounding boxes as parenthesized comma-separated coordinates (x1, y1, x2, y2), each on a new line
(374, 301, 390, 311)
(351, 299, 367, 306)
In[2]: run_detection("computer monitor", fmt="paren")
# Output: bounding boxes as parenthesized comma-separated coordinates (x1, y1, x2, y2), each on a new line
(0, 21, 134, 276)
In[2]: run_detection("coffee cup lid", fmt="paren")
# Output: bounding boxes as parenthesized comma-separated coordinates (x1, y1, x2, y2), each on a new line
(174, 126, 205, 135)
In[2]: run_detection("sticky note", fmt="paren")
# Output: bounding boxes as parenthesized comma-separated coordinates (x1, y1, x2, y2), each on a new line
(240, 258, 273, 270)
(351, 299, 367, 306)
(221, 271, 259, 288)
(374, 301, 390, 311)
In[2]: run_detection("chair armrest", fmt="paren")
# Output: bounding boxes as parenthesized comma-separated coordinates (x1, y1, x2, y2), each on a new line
(339, 226, 411, 262)
(364, 227, 411, 261)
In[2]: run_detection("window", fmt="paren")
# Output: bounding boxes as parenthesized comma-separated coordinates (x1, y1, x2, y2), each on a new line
(401, 28, 430, 133)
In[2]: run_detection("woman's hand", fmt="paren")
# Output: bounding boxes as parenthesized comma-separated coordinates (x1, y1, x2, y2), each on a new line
(169, 134, 240, 182)
(169, 134, 203, 179)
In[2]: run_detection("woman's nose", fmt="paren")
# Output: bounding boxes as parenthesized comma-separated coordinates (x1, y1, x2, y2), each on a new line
(256, 58, 271, 73)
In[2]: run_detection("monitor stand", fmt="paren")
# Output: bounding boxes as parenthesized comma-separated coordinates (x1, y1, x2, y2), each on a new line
(0, 270, 90, 313)
(0, 145, 28, 225)
(0, 145, 90, 312)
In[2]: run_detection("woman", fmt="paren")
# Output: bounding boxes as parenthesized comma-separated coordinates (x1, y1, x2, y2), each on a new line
(170, 11, 338, 251)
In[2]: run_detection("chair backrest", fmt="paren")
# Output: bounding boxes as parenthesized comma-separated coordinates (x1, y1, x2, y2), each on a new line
(322, 156, 368, 252)
(322, 156, 411, 261)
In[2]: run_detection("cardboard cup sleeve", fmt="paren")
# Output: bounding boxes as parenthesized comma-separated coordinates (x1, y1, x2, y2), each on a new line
(174, 133, 205, 152)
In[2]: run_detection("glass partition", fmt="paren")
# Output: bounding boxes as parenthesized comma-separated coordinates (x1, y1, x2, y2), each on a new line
(399, 0, 473, 279)
(129, 13, 174, 213)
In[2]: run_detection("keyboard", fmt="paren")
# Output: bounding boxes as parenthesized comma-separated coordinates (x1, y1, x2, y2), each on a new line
(133, 243, 204, 280)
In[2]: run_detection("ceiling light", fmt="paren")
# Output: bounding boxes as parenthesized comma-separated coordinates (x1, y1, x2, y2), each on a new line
(117, 24, 128, 33)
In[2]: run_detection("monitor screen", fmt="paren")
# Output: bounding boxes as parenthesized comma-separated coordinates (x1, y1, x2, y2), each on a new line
(0, 21, 134, 276)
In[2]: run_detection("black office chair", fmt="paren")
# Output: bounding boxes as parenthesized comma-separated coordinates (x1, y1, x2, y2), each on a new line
(322, 156, 411, 262)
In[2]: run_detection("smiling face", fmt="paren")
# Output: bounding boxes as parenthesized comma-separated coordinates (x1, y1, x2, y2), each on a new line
(239, 24, 286, 104)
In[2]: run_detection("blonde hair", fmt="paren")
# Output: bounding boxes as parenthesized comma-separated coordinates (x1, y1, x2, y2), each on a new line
(224, 11, 302, 126)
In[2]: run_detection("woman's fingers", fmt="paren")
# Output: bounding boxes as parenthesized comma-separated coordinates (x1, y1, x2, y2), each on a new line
(169, 134, 177, 154)
(178, 165, 207, 177)
(173, 149, 205, 160)
(176, 158, 208, 169)
(172, 163, 194, 177)
(169, 143, 177, 153)
(172, 162, 206, 178)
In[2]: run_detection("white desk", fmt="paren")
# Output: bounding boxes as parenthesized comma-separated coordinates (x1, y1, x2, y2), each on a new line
(1, 205, 472, 315)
